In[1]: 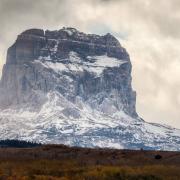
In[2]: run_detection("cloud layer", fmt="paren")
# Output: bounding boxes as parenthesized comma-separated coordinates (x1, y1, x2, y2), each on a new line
(0, 0, 180, 127)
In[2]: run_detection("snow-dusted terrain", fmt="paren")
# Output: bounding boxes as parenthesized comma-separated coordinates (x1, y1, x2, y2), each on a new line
(0, 27, 179, 150)
(0, 90, 180, 150)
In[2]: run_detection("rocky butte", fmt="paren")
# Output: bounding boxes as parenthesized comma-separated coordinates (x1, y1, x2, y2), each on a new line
(0, 27, 179, 150)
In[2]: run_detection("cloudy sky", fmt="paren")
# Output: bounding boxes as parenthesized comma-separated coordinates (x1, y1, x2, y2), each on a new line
(0, 0, 180, 128)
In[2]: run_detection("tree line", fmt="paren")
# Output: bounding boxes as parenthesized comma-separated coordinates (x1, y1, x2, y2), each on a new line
(0, 139, 41, 148)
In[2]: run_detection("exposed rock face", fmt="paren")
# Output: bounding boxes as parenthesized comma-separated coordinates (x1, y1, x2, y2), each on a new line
(0, 27, 137, 117)
(0, 27, 180, 150)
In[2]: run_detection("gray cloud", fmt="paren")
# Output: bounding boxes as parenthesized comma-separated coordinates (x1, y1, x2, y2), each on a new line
(0, 0, 180, 128)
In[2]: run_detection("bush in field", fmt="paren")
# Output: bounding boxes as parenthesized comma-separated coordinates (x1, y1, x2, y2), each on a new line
(154, 154, 162, 160)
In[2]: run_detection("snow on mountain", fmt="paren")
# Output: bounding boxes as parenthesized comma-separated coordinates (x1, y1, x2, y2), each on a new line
(35, 52, 127, 77)
(0, 91, 179, 150)
(0, 27, 179, 150)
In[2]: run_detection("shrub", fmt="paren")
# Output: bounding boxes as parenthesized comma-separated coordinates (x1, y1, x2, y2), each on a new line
(154, 155, 162, 160)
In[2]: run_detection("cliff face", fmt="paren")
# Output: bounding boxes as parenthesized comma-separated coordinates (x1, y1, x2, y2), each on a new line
(6, 28, 126, 64)
(0, 28, 179, 150)
(0, 27, 137, 117)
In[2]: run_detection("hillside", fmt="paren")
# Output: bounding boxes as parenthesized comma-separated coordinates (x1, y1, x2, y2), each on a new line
(0, 145, 180, 179)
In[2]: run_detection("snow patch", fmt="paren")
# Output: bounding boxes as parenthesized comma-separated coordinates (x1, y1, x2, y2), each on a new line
(84, 54, 127, 76)
(44, 62, 67, 73)
(87, 55, 127, 67)
(64, 29, 73, 36)
(69, 51, 82, 63)
(35, 52, 127, 77)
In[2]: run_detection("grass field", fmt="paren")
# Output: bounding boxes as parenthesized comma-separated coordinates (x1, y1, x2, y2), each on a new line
(0, 145, 180, 179)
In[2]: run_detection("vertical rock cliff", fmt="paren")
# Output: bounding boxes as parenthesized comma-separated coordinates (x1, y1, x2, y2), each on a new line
(0, 27, 179, 150)
(0, 27, 137, 117)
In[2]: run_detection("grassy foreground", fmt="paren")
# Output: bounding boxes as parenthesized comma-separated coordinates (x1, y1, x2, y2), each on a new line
(0, 145, 179, 179)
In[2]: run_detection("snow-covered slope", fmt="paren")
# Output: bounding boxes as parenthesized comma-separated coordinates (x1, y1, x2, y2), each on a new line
(0, 27, 179, 150)
(0, 91, 180, 150)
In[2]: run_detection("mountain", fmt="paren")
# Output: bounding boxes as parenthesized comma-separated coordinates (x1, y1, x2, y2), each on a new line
(0, 27, 179, 150)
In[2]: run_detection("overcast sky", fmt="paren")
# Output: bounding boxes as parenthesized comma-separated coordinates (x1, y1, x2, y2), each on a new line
(0, 0, 180, 128)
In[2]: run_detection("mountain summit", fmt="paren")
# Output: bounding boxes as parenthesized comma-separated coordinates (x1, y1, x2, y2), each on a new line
(0, 27, 179, 150)
(0, 27, 136, 118)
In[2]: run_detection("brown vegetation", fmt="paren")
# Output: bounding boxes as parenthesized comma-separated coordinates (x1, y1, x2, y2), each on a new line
(0, 145, 180, 179)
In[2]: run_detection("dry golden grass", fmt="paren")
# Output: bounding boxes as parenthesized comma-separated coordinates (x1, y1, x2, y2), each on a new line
(0, 145, 179, 179)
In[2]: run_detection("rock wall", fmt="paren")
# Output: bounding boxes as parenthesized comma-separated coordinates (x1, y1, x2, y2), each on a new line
(0, 27, 137, 117)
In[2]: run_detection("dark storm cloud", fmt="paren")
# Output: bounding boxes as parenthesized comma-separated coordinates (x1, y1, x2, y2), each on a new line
(0, 0, 180, 128)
